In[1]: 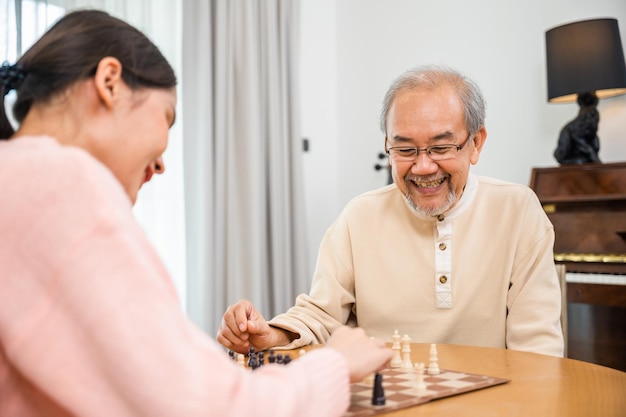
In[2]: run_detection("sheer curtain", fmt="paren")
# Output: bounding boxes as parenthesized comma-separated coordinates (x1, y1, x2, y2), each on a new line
(183, 0, 309, 335)
(3, 0, 308, 337)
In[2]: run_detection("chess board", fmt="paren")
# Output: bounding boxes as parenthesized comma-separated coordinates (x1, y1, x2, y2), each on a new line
(344, 367, 509, 417)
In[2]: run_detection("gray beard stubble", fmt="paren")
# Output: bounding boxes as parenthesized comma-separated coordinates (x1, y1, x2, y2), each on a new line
(403, 185, 456, 218)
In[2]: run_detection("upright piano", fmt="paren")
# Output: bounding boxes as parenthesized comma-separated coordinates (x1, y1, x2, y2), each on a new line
(530, 161, 626, 371)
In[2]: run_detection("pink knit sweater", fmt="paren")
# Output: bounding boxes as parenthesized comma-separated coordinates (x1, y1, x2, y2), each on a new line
(0, 136, 349, 417)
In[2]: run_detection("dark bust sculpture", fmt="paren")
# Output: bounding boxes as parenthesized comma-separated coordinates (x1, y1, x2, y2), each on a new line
(553, 92, 601, 165)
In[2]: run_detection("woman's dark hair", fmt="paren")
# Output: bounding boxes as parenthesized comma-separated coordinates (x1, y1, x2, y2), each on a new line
(0, 9, 177, 138)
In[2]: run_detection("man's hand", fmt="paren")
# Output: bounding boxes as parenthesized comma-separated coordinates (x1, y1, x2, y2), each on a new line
(216, 299, 296, 353)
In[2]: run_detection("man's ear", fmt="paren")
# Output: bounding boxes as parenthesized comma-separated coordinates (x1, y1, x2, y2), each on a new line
(470, 126, 487, 165)
(93, 57, 123, 110)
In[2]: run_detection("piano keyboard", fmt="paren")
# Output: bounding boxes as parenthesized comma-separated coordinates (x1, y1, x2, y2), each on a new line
(566, 273, 626, 285)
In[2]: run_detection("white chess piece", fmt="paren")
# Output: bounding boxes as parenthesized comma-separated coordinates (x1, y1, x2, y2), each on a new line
(401, 334, 413, 370)
(391, 329, 402, 368)
(414, 362, 427, 393)
(362, 372, 375, 386)
(236, 353, 245, 368)
(427, 343, 440, 375)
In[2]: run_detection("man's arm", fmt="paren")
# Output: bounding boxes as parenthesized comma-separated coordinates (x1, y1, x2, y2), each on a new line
(219, 211, 360, 351)
(506, 192, 565, 357)
(268, 215, 359, 349)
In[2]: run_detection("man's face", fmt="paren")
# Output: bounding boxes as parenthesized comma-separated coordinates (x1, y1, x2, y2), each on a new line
(385, 85, 486, 217)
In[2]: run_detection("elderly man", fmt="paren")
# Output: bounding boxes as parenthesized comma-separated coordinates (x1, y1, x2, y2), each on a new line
(217, 65, 564, 357)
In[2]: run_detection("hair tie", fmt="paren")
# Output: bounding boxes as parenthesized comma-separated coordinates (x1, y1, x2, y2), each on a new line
(0, 62, 27, 96)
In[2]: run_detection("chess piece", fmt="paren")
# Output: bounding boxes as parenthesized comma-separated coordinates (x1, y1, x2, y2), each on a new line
(299, 349, 307, 358)
(401, 334, 413, 370)
(371, 373, 386, 405)
(427, 343, 440, 375)
(414, 362, 427, 394)
(247, 347, 256, 368)
(390, 330, 402, 368)
(236, 353, 245, 368)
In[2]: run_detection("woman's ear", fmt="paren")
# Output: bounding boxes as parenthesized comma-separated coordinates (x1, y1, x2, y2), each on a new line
(469, 126, 487, 165)
(93, 57, 123, 109)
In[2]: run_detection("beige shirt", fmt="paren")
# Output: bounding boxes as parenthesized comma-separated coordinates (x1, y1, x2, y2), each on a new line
(271, 174, 564, 357)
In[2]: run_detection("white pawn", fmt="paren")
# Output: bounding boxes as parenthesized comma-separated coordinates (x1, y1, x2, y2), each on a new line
(427, 343, 440, 375)
(414, 362, 427, 393)
(401, 334, 413, 370)
(390, 330, 402, 368)
(236, 353, 245, 369)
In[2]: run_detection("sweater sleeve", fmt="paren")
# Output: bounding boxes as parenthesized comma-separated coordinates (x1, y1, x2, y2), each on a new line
(0, 146, 351, 417)
(505, 190, 564, 357)
(269, 214, 357, 349)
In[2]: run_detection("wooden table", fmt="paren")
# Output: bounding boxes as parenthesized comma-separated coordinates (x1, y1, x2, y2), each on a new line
(287, 342, 626, 416)
(363, 343, 626, 417)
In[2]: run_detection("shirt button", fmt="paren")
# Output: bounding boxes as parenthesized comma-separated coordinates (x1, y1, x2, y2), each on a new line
(439, 243, 447, 251)
(439, 275, 448, 284)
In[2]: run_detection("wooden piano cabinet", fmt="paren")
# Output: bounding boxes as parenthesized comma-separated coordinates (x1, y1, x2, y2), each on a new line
(530, 162, 626, 371)
(529, 161, 626, 275)
(567, 283, 626, 371)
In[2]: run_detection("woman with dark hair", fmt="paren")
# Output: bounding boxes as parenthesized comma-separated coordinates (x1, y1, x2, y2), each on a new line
(0, 10, 391, 417)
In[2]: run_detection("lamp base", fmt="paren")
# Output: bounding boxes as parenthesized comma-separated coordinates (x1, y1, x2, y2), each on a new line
(553, 92, 601, 165)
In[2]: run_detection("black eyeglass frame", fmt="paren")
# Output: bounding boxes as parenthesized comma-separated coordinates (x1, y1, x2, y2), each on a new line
(385, 133, 474, 161)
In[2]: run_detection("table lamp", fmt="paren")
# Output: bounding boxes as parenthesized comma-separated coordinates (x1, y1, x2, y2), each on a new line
(545, 18, 626, 165)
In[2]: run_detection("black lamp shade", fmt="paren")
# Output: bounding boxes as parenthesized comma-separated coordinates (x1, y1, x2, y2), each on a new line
(546, 18, 626, 103)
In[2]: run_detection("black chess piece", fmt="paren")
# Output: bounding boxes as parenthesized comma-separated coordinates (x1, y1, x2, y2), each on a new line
(372, 373, 386, 406)
(247, 347, 256, 368)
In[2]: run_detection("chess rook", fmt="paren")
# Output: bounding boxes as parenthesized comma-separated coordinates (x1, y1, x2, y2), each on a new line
(414, 362, 427, 394)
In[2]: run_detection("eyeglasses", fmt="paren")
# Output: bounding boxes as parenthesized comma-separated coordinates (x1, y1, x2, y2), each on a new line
(385, 133, 473, 162)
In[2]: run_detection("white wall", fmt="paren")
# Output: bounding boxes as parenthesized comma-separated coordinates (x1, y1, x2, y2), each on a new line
(300, 0, 340, 274)
(300, 0, 626, 276)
